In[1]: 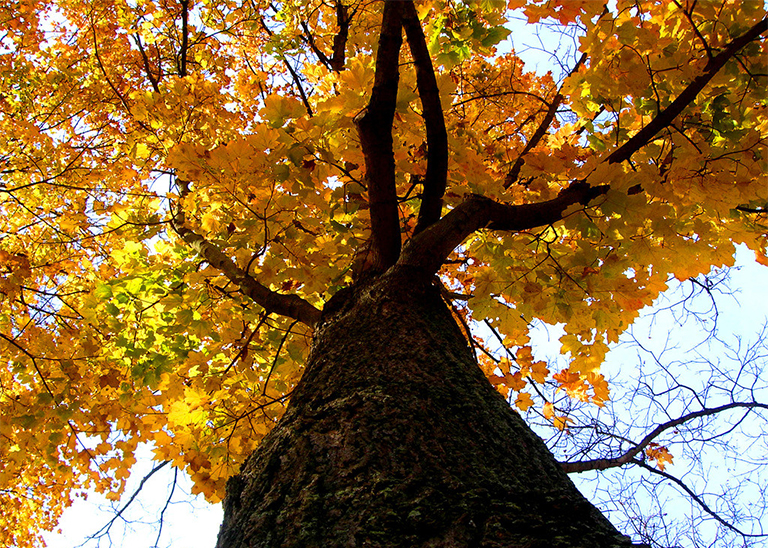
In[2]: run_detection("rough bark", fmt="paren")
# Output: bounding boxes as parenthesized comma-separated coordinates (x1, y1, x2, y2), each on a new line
(216, 267, 634, 547)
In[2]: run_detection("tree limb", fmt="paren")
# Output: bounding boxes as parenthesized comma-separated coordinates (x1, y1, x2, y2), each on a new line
(171, 180, 321, 327)
(330, 0, 351, 71)
(178, 0, 190, 77)
(87, 460, 171, 541)
(632, 458, 768, 539)
(300, 1, 352, 72)
(560, 401, 768, 474)
(300, 20, 333, 70)
(606, 17, 768, 164)
(401, 1, 448, 235)
(354, 2, 404, 273)
(134, 33, 161, 93)
(260, 17, 314, 117)
(504, 53, 587, 189)
(400, 17, 767, 277)
(398, 181, 608, 275)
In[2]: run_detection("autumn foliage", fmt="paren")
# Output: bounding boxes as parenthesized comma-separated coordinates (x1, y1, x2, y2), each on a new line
(0, 0, 766, 545)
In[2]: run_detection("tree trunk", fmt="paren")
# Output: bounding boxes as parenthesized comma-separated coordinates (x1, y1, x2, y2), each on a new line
(216, 266, 633, 547)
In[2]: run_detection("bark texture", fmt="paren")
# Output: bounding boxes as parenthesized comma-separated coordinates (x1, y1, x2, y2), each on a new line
(216, 267, 633, 547)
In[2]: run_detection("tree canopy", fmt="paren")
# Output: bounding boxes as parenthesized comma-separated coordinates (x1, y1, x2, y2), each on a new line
(0, 0, 766, 546)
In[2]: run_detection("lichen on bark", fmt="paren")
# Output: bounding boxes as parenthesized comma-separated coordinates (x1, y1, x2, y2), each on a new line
(215, 266, 633, 547)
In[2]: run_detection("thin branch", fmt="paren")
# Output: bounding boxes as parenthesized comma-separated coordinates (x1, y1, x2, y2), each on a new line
(633, 458, 768, 539)
(134, 33, 161, 93)
(153, 466, 178, 548)
(282, 55, 314, 117)
(300, 19, 332, 70)
(606, 17, 768, 164)
(330, 0, 351, 71)
(171, 180, 321, 327)
(503, 53, 587, 190)
(354, 2, 404, 273)
(262, 319, 300, 397)
(88, 461, 171, 541)
(260, 17, 314, 117)
(297, 0, 354, 72)
(90, 17, 132, 113)
(561, 401, 768, 474)
(401, 1, 448, 235)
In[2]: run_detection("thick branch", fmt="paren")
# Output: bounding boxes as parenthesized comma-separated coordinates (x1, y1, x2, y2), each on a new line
(401, 1, 448, 235)
(300, 20, 333, 70)
(354, 2, 404, 272)
(172, 181, 321, 327)
(560, 401, 768, 474)
(607, 17, 768, 164)
(330, 0, 351, 71)
(178, 0, 190, 77)
(399, 181, 608, 275)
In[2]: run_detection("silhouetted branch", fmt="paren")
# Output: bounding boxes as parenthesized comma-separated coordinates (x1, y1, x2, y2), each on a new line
(300, 1, 352, 72)
(561, 401, 768, 474)
(330, 1, 351, 71)
(134, 33, 161, 93)
(260, 17, 314, 117)
(633, 458, 768, 540)
(399, 180, 609, 276)
(88, 461, 171, 541)
(178, 0, 190, 77)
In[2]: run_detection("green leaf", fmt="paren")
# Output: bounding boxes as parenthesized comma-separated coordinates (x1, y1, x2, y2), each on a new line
(95, 283, 113, 300)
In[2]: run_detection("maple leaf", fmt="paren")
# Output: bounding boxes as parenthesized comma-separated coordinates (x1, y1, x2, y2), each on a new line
(0, 0, 765, 544)
(645, 442, 674, 472)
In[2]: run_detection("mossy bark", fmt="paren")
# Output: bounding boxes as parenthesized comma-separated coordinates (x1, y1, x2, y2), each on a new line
(216, 267, 633, 547)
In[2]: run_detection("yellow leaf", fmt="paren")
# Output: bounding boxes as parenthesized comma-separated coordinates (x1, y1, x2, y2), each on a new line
(515, 392, 534, 411)
(542, 402, 554, 420)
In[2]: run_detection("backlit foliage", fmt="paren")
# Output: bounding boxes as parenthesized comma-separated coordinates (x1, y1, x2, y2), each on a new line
(0, 1, 765, 545)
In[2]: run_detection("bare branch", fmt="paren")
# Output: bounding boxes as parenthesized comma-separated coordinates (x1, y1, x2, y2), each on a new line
(87, 461, 171, 541)
(561, 401, 768, 474)
(633, 458, 768, 540)
(153, 467, 178, 548)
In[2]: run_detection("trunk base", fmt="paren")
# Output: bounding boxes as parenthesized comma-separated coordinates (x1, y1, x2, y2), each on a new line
(216, 267, 632, 547)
